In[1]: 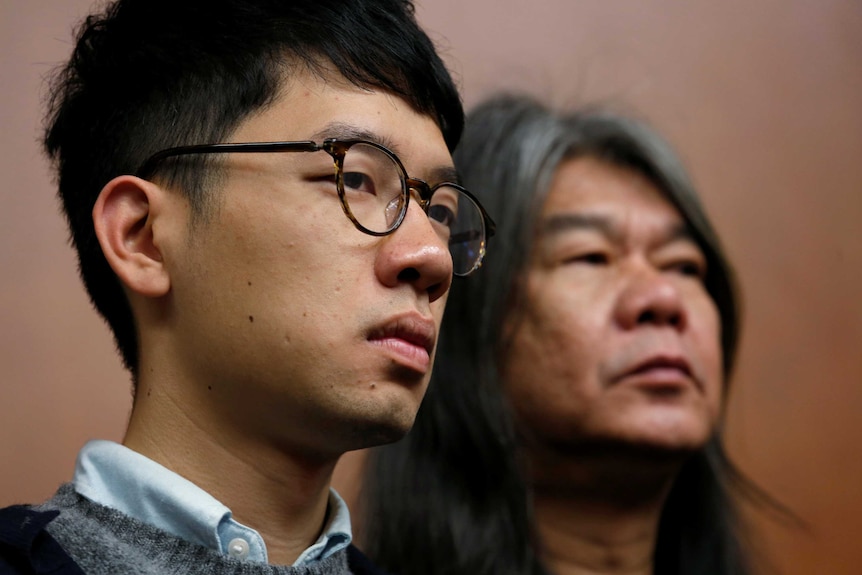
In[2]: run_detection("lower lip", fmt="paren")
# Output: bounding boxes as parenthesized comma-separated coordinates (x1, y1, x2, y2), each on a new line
(369, 337, 431, 374)
(619, 367, 693, 390)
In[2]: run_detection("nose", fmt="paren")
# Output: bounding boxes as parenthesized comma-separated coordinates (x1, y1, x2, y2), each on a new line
(614, 262, 687, 332)
(374, 198, 453, 303)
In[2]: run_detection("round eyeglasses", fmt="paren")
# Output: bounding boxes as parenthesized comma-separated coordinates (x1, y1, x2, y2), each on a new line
(136, 138, 496, 276)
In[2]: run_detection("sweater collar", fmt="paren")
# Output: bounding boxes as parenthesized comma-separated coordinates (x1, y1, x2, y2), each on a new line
(72, 440, 351, 565)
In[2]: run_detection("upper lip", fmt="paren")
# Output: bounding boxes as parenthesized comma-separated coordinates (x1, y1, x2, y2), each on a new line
(368, 313, 437, 355)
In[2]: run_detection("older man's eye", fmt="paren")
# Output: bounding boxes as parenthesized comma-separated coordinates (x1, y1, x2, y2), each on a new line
(669, 260, 706, 280)
(564, 252, 609, 265)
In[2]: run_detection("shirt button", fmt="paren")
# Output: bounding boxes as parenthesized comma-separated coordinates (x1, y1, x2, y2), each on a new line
(227, 538, 250, 560)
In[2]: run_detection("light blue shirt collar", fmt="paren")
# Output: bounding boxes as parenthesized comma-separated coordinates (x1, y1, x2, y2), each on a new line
(72, 439, 352, 565)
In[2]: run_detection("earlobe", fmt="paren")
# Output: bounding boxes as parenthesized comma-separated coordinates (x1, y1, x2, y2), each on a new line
(93, 175, 172, 298)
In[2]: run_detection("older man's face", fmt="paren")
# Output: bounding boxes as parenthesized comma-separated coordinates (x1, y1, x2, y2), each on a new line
(504, 156, 723, 462)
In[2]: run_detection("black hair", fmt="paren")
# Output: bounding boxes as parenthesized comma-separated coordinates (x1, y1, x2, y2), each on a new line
(362, 94, 777, 575)
(43, 0, 463, 378)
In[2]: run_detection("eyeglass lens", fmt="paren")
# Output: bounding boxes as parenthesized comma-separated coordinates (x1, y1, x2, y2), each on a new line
(340, 142, 486, 276)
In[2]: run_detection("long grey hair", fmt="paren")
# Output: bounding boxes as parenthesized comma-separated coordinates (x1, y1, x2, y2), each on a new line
(363, 94, 772, 575)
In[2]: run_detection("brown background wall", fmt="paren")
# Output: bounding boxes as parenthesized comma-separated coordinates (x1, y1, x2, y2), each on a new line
(2, 1, 860, 573)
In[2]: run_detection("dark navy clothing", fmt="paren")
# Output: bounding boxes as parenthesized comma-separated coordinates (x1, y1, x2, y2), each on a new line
(0, 505, 85, 575)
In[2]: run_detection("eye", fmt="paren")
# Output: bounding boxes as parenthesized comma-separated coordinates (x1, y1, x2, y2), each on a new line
(428, 204, 456, 227)
(342, 171, 377, 195)
(429, 186, 460, 225)
(656, 240, 707, 281)
(666, 259, 706, 280)
(564, 252, 609, 265)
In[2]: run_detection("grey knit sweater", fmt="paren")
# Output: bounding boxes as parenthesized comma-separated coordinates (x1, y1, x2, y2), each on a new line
(33, 484, 371, 575)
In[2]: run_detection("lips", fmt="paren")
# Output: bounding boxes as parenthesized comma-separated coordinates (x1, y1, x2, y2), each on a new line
(367, 314, 437, 373)
(614, 354, 699, 390)
(628, 356, 692, 377)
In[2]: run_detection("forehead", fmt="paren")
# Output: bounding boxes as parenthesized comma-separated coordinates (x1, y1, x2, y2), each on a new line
(542, 156, 683, 224)
(230, 67, 453, 172)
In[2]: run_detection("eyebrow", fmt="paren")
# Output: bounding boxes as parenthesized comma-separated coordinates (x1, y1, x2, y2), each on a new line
(311, 121, 460, 185)
(540, 213, 697, 245)
(541, 213, 619, 241)
(428, 165, 461, 185)
(311, 122, 400, 155)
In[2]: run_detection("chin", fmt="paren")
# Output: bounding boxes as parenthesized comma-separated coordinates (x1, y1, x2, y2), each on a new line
(342, 419, 413, 452)
(340, 402, 419, 450)
(551, 423, 713, 463)
(616, 423, 713, 457)
(627, 435, 710, 458)
(623, 403, 715, 449)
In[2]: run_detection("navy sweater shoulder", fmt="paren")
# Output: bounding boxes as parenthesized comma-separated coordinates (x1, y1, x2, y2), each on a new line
(0, 503, 389, 575)
(0, 505, 84, 574)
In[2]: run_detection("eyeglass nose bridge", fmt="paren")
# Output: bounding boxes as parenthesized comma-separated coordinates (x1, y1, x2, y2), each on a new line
(405, 177, 435, 213)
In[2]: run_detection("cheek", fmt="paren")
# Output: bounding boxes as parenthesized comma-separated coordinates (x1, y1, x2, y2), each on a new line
(502, 295, 601, 426)
(432, 289, 449, 322)
(688, 296, 725, 416)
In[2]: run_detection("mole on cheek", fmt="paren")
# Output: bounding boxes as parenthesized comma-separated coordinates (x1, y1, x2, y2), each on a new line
(249, 315, 254, 323)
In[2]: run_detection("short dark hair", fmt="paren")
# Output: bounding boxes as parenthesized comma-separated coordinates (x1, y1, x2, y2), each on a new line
(43, 0, 463, 377)
(362, 94, 774, 575)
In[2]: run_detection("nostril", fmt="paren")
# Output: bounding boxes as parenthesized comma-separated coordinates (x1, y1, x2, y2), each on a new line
(397, 267, 420, 283)
(636, 309, 682, 327)
(637, 310, 656, 324)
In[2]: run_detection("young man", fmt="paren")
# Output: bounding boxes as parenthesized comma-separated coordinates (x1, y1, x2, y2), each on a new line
(0, 1, 493, 573)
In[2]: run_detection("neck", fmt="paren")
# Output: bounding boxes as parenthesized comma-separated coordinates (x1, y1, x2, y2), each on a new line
(534, 494, 662, 575)
(529, 447, 683, 575)
(125, 371, 337, 565)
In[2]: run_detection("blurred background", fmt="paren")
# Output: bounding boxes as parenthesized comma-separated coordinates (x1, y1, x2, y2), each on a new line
(1, 1, 860, 573)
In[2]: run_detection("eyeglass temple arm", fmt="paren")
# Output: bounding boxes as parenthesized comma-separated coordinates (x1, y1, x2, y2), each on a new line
(136, 141, 321, 178)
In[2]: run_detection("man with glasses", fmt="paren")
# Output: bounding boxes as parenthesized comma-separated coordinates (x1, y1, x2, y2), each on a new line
(0, 1, 492, 573)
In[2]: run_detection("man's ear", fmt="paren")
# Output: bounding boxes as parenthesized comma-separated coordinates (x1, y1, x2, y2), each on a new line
(93, 175, 172, 298)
